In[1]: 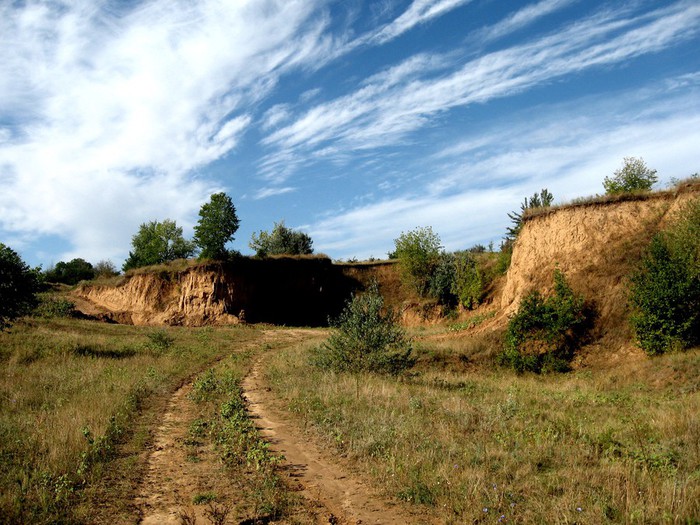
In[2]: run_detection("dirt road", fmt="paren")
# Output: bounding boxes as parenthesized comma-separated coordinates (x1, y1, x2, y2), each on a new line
(134, 329, 429, 524)
(243, 354, 433, 525)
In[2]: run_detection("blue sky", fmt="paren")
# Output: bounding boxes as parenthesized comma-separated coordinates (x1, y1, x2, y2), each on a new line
(2, 0, 699, 268)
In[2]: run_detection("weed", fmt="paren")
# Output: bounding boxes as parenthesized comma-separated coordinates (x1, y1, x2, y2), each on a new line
(193, 491, 217, 505)
(146, 329, 175, 352)
(204, 501, 231, 525)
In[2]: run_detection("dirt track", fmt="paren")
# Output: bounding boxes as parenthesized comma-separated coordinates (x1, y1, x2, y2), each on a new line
(134, 330, 430, 524)
(243, 353, 434, 525)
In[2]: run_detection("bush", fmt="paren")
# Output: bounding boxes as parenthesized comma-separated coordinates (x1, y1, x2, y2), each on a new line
(453, 251, 484, 309)
(603, 157, 658, 195)
(499, 269, 587, 373)
(0, 243, 40, 330)
(393, 226, 442, 296)
(629, 199, 700, 354)
(427, 252, 457, 306)
(249, 220, 313, 257)
(45, 258, 95, 284)
(312, 282, 413, 375)
(35, 294, 76, 318)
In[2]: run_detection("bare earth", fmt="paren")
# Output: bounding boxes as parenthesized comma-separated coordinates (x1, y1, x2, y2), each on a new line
(243, 354, 435, 525)
(134, 330, 433, 524)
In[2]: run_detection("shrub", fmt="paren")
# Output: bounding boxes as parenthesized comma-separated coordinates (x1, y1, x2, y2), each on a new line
(629, 199, 700, 354)
(0, 243, 40, 329)
(453, 251, 484, 309)
(35, 294, 76, 318)
(499, 269, 587, 373)
(427, 252, 457, 305)
(249, 220, 313, 257)
(313, 282, 413, 375)
(603, 156, 658, 195)
(393, 226, 442, 296)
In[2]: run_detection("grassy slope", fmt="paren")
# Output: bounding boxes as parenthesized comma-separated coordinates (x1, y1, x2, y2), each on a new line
(265, 336, 700, 524)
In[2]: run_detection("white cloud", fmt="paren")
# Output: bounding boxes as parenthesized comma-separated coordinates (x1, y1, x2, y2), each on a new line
(371, 0, 475, 44)
(262, 1, 700, 170)
(474, 0, 578, 43)
(0, 0, 329, 262)
(253, 186, 297, 200)
(309, 87, 700, 260)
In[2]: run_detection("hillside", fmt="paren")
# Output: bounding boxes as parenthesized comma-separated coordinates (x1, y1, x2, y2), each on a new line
(74, 183, 700, 351)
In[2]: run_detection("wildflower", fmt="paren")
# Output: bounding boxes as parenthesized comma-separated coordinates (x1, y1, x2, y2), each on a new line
(483, 507, 489, 513)
(576, 507, 583, 512)
(498, 515, 506, 523)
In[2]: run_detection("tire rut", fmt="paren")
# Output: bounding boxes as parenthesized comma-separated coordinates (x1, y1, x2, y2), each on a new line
(243, 354, 435, 525)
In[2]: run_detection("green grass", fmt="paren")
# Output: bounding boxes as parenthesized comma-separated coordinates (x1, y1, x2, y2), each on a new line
(0, 315, 264, 524)
(265, 336, 700, 524)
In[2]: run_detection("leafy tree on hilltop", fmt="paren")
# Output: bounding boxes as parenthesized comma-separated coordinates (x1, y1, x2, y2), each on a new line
(0, 243, 40, 330)
(45, 258, 95, 284)
(123, 219, 195, 271)
(603, 157, 658, 195)
(194, 192, 240, 260)
(249, 220, 313, 257)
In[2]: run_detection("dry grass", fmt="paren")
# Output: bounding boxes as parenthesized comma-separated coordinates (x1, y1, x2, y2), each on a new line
(265, 335, 700, 524)
(0, 315, 267, 524)
(524, 176, 700, 223)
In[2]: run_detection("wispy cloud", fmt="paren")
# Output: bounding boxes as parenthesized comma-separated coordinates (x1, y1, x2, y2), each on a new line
(263, 1, 700, 173)
(0, 0, 329, 262)
(370, 0, 475, 44)
(308, 84, 700, 259)
(474, 0, 578, 43)
(253, 186, 297, 200)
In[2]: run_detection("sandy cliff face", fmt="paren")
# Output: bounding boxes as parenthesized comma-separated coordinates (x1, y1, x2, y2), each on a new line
(500, 187, 700, 342)
(76, 266, 239, 326)
(74, 185, 699, 333)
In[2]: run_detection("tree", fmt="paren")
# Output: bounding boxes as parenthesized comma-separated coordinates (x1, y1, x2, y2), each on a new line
(629, 198, 700, 354)
(93, 260, 119, 278)
(393, 226, 443, 296)
(45, 258, 95, 284)
(603, 157, 658, 195)
(312, 282, 413, 377)
(123, 219, 195, 271)
(0, 243, 40, 330)
(194, 192, 240, 260)
(249, 220, 313, 257)
(506, 188, 554, 242)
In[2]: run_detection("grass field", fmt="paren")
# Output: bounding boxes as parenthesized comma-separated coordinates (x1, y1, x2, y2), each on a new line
(0, 315, 289, 524)
(265, 335, 700, 524)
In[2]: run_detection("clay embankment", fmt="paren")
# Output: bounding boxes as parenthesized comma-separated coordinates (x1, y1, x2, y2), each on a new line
(498, 185, 700, 352)
(75, 257, 380, 327)
(75, 184, 700, 338)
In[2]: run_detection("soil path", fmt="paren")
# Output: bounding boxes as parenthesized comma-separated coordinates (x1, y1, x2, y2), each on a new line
(243, 352, 434, 525)
(134, 328, 431, 524)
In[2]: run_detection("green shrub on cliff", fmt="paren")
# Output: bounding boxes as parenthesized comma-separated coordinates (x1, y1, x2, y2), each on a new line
(629, 198, 700, 354)
(499, 268, 588, 373)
